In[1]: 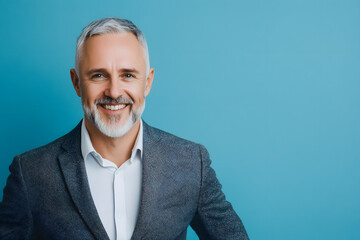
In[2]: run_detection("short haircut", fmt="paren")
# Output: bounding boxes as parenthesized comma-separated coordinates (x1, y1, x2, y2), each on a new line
(75, 17, 150, 76)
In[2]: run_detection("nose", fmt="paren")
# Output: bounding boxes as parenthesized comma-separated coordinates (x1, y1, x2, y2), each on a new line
(105, 77, 123, 99)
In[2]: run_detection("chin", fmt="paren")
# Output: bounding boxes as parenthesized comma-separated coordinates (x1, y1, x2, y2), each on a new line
(97, 117, 136, 138)
(82, 101, 145, 138)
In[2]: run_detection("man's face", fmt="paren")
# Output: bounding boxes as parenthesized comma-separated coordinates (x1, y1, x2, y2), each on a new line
(70, 32, 154, 138)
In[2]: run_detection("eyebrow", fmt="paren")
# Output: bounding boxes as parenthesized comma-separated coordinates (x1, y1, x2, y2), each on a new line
(86, 68, 140, 76)
(86, 68, 107, 76)
(121, 68, 140, 74)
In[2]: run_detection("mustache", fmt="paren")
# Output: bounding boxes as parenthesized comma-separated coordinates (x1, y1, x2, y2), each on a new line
(95, 96, 134, 105)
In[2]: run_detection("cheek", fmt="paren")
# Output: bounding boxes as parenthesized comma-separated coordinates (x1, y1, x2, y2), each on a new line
(126, 83, 146, 101)
(134, 88, 146, 104)
(81, 85, 104, 105)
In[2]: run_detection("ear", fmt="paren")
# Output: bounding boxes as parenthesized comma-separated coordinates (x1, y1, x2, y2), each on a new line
(144, 68, 154, 97)
(70, 69, 81, 97)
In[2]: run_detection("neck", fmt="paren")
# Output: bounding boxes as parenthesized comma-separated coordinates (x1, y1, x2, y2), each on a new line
(84, 117, 141, 167)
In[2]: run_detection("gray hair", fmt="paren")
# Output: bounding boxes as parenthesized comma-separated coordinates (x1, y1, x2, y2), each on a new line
(75, 17, 150, 76)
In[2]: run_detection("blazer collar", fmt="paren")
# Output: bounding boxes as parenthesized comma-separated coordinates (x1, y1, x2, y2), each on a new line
(58, 119, 163, 239)
(131, 121, 164, 238)
(58, 120, 110, 240)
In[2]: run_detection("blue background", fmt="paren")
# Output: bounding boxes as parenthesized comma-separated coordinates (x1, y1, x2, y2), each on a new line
(1, 0, 359, 239)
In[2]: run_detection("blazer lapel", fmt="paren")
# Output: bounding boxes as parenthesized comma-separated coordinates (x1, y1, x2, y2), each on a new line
(131, 121, 163, 239)
(58, 121, 109, 240)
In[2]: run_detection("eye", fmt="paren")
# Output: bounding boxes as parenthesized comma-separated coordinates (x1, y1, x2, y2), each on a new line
(92, 74, 104, 78)
(124, 73, 134, 78)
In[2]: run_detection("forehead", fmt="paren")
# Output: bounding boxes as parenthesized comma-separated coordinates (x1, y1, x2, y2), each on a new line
(79, 32, 145, 70)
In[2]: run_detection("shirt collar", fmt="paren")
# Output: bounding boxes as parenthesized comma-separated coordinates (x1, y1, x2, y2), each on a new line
(81, 119, 143, 165)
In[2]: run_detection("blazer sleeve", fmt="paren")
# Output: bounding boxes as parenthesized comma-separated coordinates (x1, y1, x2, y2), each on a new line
(190, 145, 249, 240)
(0, 156, 33, 240)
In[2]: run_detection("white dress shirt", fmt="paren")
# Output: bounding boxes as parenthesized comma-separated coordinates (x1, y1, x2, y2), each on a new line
(81, 120, 143, 240)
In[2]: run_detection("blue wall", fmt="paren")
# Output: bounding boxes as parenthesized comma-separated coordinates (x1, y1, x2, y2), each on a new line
(1, 0, 359, 239)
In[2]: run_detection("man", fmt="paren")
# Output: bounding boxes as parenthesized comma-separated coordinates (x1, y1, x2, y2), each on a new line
(0, 18, 249, 240)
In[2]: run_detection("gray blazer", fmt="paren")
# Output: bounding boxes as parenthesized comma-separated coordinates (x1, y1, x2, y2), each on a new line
(0, 121, 248, 240)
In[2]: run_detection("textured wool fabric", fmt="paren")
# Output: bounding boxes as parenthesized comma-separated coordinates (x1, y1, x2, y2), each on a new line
(0, 120, 249, 240)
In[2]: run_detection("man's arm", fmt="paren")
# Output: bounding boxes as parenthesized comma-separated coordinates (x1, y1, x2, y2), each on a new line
(190, 145, 249, 240)
(0, 156, 33, 240)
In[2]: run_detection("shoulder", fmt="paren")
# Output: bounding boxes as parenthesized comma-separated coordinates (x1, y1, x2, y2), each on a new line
(18, 136, 64, 161)
(143, 121, 209, 158)
(15, 122, 81, 167)
(144, 121, 201, 146)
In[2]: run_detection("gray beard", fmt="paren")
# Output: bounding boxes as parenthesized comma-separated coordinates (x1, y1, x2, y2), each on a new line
(82, 101, 145, 138)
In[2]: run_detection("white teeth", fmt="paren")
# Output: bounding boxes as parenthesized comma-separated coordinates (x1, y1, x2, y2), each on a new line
(104, 104, 126, 110)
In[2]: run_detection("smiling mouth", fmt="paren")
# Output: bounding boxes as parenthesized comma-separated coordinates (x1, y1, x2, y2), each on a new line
(101, 104, 128, 111)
